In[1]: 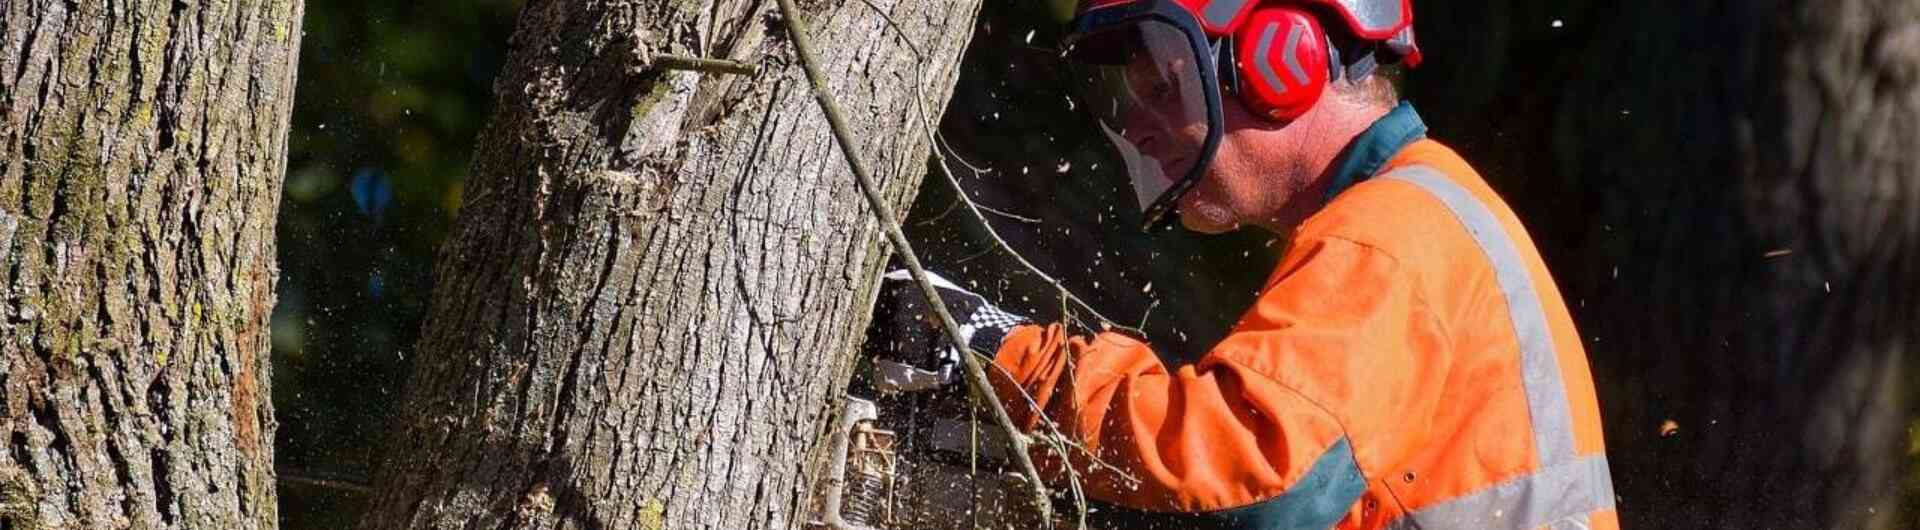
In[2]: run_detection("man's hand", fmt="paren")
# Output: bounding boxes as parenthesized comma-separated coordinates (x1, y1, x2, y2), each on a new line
(865, 270, 1030, 392)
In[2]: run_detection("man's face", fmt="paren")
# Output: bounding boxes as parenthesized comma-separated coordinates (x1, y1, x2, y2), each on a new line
(1070, 23, 1340, 234)
(1175, 90, 1335, 235)
(1116, 51, 1205, 177)
(1069, 20, 1217, 225)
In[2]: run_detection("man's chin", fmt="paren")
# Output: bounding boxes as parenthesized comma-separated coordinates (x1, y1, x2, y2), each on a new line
(1177, 206, 1240, 234)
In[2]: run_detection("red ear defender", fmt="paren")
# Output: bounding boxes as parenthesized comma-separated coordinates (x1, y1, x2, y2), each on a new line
(1233, 7, 1330, 121)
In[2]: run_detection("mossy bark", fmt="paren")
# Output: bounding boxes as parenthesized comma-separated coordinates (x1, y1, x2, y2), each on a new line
(0, 0, 303, 528)
(353, 1, 981, 529)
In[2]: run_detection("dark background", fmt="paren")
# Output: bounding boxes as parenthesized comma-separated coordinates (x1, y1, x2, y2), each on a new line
(275, 1, 1919, 528)
(273, 2, 517, 526)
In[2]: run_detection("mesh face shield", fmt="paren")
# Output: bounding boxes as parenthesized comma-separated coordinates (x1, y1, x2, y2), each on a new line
(1063, 1, 1225, 231)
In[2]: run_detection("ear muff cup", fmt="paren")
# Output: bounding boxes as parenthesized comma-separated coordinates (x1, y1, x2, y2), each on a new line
(1233, 7, 1330, 121)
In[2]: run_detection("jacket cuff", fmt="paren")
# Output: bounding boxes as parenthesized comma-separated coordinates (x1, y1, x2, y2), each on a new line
(989, 324, 1065, 430)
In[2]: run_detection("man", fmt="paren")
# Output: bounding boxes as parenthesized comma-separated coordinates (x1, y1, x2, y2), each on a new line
(869, 1, 1618, 528)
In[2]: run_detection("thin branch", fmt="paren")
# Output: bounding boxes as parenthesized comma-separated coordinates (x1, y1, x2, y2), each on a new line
(650, 53, 758, 75)
(1137, 298, 1160, 332)
(935, 132, 995, 175)
(924, 119, 1132, 334)
(953, 246, 998, 265)
(973, 201, 1042, 224)
(277, 468, 374, 494)
(854, 0, 927, 60)
(915, 196, 965, 227)
(772, 0, 1054, 524)
(838, 3, 1143, 528)
(979, 351, 1140, 486)
(892, 61, 1128, 331)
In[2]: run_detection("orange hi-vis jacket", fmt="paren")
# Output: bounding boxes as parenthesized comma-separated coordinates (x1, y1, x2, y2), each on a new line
(989, 106, 1617, 530)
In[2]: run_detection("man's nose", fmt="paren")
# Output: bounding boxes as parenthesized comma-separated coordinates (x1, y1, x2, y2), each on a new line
(1121, 113, 1167, 153)
(1126, 131, 1159, 152)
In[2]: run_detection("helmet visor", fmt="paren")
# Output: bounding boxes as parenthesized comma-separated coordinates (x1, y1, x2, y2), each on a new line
(1064, 16, 1220, 230)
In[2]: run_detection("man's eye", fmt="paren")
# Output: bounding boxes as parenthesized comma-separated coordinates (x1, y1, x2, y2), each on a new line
(1149, 80, 1175, 101)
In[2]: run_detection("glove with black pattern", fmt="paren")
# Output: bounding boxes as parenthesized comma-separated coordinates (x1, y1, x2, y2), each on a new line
(864, 270, 1030, 393)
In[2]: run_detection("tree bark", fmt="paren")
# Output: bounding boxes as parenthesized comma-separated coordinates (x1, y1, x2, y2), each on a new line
(355, 1, 981, 529)
(1413, 1, 1920, 528)
(0, 0, 303, 528)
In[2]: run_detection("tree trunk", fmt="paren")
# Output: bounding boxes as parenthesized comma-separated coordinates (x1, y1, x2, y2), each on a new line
(0, 0, 302, 528)
(1412, 1, 1920, 528)
(355, 1, 981, 528)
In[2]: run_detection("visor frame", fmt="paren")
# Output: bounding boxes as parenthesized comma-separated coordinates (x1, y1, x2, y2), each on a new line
(1064, 0, 1227, 232)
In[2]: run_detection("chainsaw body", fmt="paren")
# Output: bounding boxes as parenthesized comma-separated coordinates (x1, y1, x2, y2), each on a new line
(805, 384, 1051, 530)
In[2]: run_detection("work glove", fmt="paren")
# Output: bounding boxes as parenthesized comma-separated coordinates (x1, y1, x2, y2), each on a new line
(866, 270, 1031, 393)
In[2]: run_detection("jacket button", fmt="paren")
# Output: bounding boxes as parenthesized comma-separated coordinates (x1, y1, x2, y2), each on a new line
(1402, 471, 1417, 483)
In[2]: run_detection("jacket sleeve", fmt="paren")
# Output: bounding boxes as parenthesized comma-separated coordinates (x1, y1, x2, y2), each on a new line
(989, 236, 1450, 518)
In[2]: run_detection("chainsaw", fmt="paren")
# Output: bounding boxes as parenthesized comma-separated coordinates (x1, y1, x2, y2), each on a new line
(803, 373, 1053, 530)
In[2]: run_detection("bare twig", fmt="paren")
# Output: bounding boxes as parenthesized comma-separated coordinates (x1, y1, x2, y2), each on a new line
(1137, 298, 1160, 332)
(836, 4, 1147, 528)
(854, 0, 928, 60)
(773, 0, 1054, 523)
(915, 196, 965, 227)
(852, 5, 1141, 527)
(975, 352, 1141, 481)
(974, 201, 1042, 224)
(952, 246, 997, 265)
(934, 132, 994, 175)
(651, 53, 758, 75)
(925, 124, 1135, 334)
(277, 468, 374, 494)
(844, 0, 1128, 335)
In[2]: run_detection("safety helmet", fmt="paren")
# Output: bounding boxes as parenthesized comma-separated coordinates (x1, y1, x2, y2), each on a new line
(1061, 0, 1419, 230)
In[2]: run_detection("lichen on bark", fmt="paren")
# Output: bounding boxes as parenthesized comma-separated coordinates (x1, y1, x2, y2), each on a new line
(1, 0, 304, 528)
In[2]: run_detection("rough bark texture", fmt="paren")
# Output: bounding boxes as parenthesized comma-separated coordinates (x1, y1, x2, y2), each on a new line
(355, 1, 981, 529)
(0, 0, 303, 528)
(1414, 1, 1920, 528)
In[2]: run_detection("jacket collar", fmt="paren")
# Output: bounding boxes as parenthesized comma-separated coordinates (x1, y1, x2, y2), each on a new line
(1323, 101, 1427, 201)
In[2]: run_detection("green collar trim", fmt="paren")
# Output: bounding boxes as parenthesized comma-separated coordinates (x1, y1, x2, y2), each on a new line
(1324, 101, 1428, 201)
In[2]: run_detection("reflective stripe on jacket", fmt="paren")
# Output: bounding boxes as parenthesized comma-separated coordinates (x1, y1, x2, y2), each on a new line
(990, 138, 1617, 530)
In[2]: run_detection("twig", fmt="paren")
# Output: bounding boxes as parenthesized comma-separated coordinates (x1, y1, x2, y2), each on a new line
(840, 4, 1144, 527)
(953, 246, 997, 265)
(650, 53, 758, 75)
(847, 0, 1127, 335)
(974, 201, 1042, 224)
(935, 132, 994, 175)
(277, 468, 373, 494)
(860, 5, 1136, 527)
(925, 120, 1133, 334)
(914, 196, 965, 227)
(772, 0, 1054, 524)
(854, 0, 927, 60)
(1136, 298, 1160, 332)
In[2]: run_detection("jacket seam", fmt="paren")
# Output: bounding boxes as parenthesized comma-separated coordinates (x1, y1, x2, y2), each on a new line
(1309, 233, 1459, 358)
(1309, 232, 1455, 522)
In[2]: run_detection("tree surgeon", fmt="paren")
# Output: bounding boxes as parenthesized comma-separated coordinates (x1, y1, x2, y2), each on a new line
(867, 1, 1619, 528)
